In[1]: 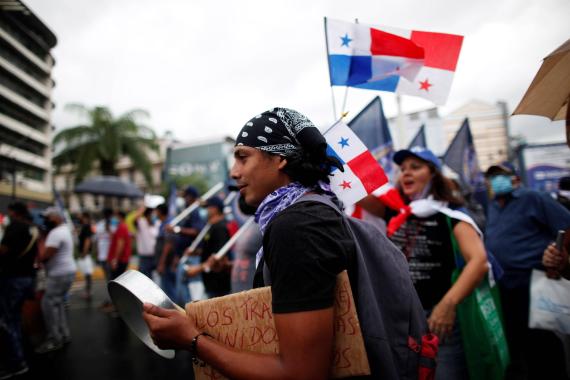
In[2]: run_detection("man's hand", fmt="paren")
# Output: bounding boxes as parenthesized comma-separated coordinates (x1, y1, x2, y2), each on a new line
(205, 255, 220, 272)
(142, 303, 198, 350)
(543, 243, 568, 272)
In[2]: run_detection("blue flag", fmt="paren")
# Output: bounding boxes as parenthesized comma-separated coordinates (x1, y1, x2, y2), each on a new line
(348, 96, 395, 180)
(408, 124, 427, 149)
(167, 182, 178, 219)
(442, 119, 486, 194)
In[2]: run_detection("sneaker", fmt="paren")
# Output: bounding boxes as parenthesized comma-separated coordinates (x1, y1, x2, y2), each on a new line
(35, 340, 63, 354)
(0, 363, 29, 379)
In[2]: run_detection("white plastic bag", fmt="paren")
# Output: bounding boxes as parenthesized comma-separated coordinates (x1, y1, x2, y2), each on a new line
(529, 269, 570, 335)
(77, 255, 94, 275)
(188, 280, 206, 301)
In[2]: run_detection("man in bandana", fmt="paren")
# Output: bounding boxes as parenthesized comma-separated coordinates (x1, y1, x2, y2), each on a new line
(142, 108, 419, 379)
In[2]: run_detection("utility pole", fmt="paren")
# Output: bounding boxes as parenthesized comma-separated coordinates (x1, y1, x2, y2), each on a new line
(11, 157, 16, 200)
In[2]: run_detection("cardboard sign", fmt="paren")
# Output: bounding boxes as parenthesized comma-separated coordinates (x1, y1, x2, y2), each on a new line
(186, 271, 370, 379)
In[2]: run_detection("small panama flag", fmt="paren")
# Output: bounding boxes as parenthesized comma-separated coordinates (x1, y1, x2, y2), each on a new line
(324, 120, 389, 206)
(324, 120, 410, 236)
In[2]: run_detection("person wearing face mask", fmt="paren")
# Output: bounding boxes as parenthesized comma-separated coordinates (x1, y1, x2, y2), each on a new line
(484, 162, 570, 380)
(379, 147, 488, 380)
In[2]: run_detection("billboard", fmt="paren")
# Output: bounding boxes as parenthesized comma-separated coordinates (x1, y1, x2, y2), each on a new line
(522, 143, 570, 192)
(166, 137, 235, 187)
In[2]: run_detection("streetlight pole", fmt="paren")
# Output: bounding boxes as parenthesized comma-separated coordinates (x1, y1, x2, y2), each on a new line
(11, 156, 16, 200)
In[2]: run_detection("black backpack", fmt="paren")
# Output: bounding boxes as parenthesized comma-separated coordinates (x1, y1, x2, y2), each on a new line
(296, 194, 437, 380)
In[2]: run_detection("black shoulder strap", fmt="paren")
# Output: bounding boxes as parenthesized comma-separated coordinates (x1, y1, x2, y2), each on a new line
(296, 193, 344, 215)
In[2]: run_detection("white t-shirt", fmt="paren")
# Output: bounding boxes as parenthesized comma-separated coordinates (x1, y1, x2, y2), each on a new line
(136, 217, 158, 256)
(45, 224, 77, 277)
(95, 220, 115, 262)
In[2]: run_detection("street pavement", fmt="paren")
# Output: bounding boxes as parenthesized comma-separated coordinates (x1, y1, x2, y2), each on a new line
(19, 277, 196, 380)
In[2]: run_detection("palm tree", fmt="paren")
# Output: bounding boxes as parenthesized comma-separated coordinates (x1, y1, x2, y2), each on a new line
(53, 104, 159, 186)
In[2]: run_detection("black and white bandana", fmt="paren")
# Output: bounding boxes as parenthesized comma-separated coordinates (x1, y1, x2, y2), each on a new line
(235, 107, 325, 157)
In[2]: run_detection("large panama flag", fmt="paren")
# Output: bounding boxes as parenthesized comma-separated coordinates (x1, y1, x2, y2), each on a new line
(326, 18, 463, 105)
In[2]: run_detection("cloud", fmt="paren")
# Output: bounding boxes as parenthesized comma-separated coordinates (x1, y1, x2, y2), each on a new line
(25, 0, 570, 146)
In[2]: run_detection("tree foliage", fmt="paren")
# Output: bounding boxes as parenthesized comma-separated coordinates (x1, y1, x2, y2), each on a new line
(53, 104, 159, 186)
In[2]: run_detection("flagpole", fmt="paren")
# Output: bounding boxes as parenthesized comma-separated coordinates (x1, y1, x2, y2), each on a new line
(340, 18, 358, 118)
(214, 217, 255, 260)
(321, 118, 344, 136)
(340, 87, 349, 116)
(323, 17, 338, 120)
(396, 94, 406, 149)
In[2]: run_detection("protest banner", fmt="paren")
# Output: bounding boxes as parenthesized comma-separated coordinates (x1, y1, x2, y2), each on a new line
(186, 271, 370, 379)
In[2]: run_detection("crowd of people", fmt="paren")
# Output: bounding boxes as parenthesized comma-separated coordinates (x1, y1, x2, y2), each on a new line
(91, 187, 249, 314)
(0, 186, 258, 378)
(1, 107, 570, 380)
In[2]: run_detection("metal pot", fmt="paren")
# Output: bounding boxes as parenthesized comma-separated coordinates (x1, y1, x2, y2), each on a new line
(108, 270, 178, 359)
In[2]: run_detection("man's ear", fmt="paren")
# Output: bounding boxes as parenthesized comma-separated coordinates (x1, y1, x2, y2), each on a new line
(277, 156, 288, 170)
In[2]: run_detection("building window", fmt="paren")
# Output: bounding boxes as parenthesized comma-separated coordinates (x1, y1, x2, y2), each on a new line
(22, 167, 44, 181)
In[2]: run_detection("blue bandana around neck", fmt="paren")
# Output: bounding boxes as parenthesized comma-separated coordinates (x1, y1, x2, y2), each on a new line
(254, 181, 333, 268)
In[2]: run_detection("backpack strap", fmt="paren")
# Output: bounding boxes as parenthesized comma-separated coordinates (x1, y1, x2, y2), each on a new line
(18, 226, 39, 259)
(445, 215, 465, 269)
(297, 193, 344, 214)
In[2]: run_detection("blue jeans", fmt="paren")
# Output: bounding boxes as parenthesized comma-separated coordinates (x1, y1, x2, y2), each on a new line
(42, 274, 75, 343)
(0, 276, 34, 369)
(161, 268, 177, 302)
(138, 256, 155, 279)
(174, 257, 191, 306)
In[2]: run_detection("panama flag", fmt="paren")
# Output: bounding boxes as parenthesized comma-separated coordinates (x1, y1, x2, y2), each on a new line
(324, 121, 389, 206)
(326, 18, 463, 105)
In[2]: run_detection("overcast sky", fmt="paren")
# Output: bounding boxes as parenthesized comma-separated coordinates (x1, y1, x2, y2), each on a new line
(26, 0, 569, 147)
